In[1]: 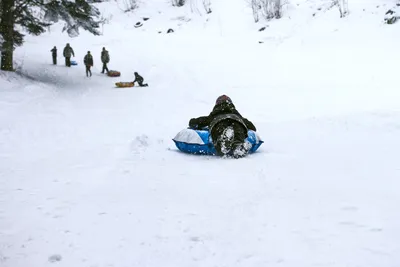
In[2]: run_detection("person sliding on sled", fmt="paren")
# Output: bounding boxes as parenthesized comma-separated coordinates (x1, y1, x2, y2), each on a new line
(84, 51, 93, 77)
(133, 72, 148, 87)
(189, 95, 257, 158)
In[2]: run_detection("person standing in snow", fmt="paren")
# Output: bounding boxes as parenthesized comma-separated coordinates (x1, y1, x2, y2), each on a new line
(84, 51, 93, 77)
(189, 95, 256, 158)
(63, 43, 75, 67)
(50, 46, 57, 65)
(101, 47, 110, 74)
(133, 72, 148, 87)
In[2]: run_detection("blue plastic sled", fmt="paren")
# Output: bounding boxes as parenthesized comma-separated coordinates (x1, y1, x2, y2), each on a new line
(173, 128, 263, 155)
(70, 60, 78, 66)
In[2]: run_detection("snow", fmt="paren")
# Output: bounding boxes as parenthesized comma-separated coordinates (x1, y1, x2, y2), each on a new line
(1, 0, 400, 266)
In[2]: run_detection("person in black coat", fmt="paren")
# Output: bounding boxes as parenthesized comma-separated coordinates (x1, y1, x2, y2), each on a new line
(83, 51, 93, 77)
(101, 47, 110, 74)
(51, 46, 57, 65)
(133, 72, 148, 87)
(63, 43, 75, 67)
(189, 95, 257, 158)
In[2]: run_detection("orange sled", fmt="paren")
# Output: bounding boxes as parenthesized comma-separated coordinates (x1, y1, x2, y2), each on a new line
(115, 82, 134, 88)
(108, 70, 121, 77)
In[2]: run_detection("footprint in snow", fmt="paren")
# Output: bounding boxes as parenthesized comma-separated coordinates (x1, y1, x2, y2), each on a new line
(131, 135, 149, 152)
(341, 206, 359, 212)
(48, 254, 62, 263)
(339, 221, 365, 228)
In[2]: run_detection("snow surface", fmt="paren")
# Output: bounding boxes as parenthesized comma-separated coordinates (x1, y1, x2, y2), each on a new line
(1, 0, 400, 266)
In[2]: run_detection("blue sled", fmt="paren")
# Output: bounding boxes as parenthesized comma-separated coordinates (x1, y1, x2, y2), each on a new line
(173, 128, 263, 155)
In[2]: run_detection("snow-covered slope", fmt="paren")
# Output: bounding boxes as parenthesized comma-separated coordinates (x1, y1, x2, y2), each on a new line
(1, 0, 400, 266)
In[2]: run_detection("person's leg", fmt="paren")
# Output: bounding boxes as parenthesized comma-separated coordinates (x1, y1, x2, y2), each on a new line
(101, 63, 105, 73)
(231, 123, 250, 158)
(105, 63, 109, 73)
(67, 57, 71, 67)
(89, 66, 92, 76)
(211, 120, 235, 156)
(53, 56, 56, 65)
(86, 65, 89, 77)
(138, 81, 148, 87)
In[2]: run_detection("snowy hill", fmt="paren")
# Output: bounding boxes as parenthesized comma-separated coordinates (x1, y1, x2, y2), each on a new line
(1, 0, 400, 266)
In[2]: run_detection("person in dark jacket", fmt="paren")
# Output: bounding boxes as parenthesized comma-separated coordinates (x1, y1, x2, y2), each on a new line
(51, 46, 57, 65)
(84, 51, 93, 77)
(101, 47, 110, 74)
(63, 43, 75, 67)
(133, 72, 148, 87)
(189, 95, 256, 158)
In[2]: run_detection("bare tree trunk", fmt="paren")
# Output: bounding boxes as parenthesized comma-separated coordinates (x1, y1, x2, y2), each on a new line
(342, 0, 349, 17)
(258, 0, 282, 20)
(274, 0, 281, 19)
(0, 0, 14, 71)
(252, 0, 259, 22)
(335, 0, 348, 18)
(202, 0, 211, 14)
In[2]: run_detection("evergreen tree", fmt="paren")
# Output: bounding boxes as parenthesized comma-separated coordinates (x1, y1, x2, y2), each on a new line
(0, 0, 102, 71)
